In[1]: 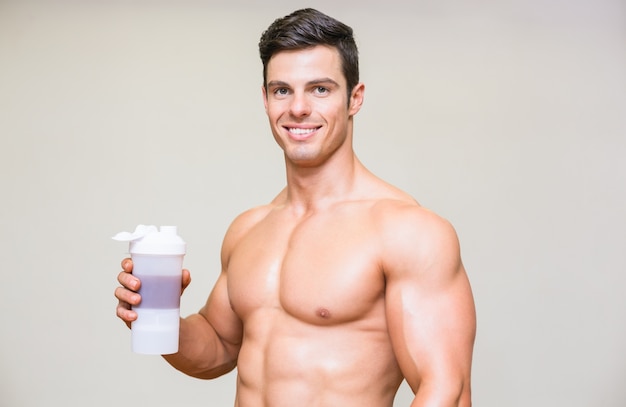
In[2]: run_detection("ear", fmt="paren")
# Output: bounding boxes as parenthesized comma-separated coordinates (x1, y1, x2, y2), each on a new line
(348, 82, 365, 116)
(261, 85, 268, 113)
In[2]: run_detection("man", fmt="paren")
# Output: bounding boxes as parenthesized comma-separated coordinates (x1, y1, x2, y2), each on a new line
(115, 8, 476, 407)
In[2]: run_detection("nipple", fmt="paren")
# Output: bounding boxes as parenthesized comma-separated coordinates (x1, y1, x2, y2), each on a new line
(316, 307, 331, 319)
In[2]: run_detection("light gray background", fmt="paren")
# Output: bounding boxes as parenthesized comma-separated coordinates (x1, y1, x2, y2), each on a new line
(1, 0, 624, 406)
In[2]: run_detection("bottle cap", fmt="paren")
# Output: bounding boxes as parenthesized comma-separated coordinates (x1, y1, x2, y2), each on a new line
(112, 225, 186, 255)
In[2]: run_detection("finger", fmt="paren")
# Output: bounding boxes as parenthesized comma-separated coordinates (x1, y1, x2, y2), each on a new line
(180, 269, 192, 296)
(182, 269, 192, 290)
(121, 258, 133, 273)
(116, 302, 137, 328)
(115, 286, 139, 329)
(117, 270, 140, 292)
(114, 286, 141, 306)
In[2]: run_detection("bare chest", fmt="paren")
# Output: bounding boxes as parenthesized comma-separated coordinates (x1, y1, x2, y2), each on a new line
(226, 209, 385, 325)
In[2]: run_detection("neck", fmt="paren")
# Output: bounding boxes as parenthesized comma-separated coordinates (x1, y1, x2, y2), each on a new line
(282, 150, 363, 214)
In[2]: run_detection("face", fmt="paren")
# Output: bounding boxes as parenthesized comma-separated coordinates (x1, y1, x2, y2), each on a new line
(262, 45, 364, 168)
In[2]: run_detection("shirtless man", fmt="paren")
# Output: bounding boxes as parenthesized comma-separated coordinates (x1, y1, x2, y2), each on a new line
(115, 8, 476, 407)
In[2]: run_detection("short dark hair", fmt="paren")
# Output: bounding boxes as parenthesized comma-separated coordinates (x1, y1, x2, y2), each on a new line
(258, 8, 359, 100)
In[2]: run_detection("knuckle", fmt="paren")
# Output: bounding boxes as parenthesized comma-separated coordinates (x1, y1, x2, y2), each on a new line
(116, 306, 127, 320)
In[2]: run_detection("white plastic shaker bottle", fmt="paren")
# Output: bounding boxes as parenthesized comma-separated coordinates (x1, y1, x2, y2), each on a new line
(113, 225, 186, 354)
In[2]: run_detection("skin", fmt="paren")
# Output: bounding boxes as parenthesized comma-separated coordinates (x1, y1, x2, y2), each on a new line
(116, 45, 476, 406)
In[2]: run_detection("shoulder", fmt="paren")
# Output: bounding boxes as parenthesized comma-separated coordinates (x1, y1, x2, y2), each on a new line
(224, 187, 290, 239)
(227, 205, 273, 237)
(356, 172, 460, 265)
(373, 199, 457, 239)
(220, 203, 275, 267)
(371, 199, 462, 280)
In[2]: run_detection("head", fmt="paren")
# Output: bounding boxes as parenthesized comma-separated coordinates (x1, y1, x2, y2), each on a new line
(259, 8, 359, 102)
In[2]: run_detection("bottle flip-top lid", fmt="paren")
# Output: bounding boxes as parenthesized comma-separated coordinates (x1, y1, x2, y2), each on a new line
(112, 225, 186, 255)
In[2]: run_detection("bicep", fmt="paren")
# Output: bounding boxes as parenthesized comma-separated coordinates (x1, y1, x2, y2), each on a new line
(200, 271, 243, 358)
(386, 265, 475, 391)
(198, 209, 263, 356)
(383, 214, 476, 394)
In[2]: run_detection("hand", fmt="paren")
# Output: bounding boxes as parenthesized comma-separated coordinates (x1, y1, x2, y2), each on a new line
(114, 258, 192, 328)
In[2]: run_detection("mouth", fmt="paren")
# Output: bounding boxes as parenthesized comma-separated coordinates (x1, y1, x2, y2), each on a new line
(284, 126, 321, 141)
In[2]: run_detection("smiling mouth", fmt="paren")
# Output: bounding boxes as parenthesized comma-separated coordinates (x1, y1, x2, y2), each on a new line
(285, 126, 321, 140)
(287, 127, 320, 135)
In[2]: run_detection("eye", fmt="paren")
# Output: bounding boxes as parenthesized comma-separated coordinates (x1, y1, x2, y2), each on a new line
(273, 88, 289, 96)
(314, 86, 329, 95)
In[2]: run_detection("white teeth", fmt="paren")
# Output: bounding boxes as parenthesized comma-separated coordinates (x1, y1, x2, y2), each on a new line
(289, 128, 316, 135)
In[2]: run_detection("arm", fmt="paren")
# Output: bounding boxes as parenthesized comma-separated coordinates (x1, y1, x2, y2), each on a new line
(382, 206, 476, 406)
(115, 210, 270, 379)
(162, 211, 258, 378)
(115, 258, 243, 379)
(162, 268, 243, 379)
(163, 206, 276, 378)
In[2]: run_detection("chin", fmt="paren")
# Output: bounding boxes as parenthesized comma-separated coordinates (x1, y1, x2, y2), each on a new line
(286, 146, 321, 163)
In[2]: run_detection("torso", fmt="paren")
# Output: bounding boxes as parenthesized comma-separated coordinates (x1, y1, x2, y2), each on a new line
(226, 192, 415, 406)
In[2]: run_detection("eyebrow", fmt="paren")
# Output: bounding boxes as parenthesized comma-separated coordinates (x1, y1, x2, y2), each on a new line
(267, 78, 341, 89)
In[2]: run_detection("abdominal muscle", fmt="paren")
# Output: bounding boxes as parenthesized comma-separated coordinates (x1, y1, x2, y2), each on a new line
(233, 309, 403, 407)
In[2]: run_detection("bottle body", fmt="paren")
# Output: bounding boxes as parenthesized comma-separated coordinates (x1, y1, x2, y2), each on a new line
(131, 253, 183, 355)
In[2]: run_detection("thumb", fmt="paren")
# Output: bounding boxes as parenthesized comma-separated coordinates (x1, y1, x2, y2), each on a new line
(181, 268, 192, 294)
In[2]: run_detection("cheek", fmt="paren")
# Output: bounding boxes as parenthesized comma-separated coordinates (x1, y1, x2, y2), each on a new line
(314, 98, 347, 120)
(319, 107, 345, 129)
(265, 101, 286, 122)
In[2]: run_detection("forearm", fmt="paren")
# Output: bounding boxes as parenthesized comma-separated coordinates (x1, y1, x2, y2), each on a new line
(162, 313, 238, 379)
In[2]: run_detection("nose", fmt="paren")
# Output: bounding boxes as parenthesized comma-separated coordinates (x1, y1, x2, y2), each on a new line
(289, 91, 311, 118)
